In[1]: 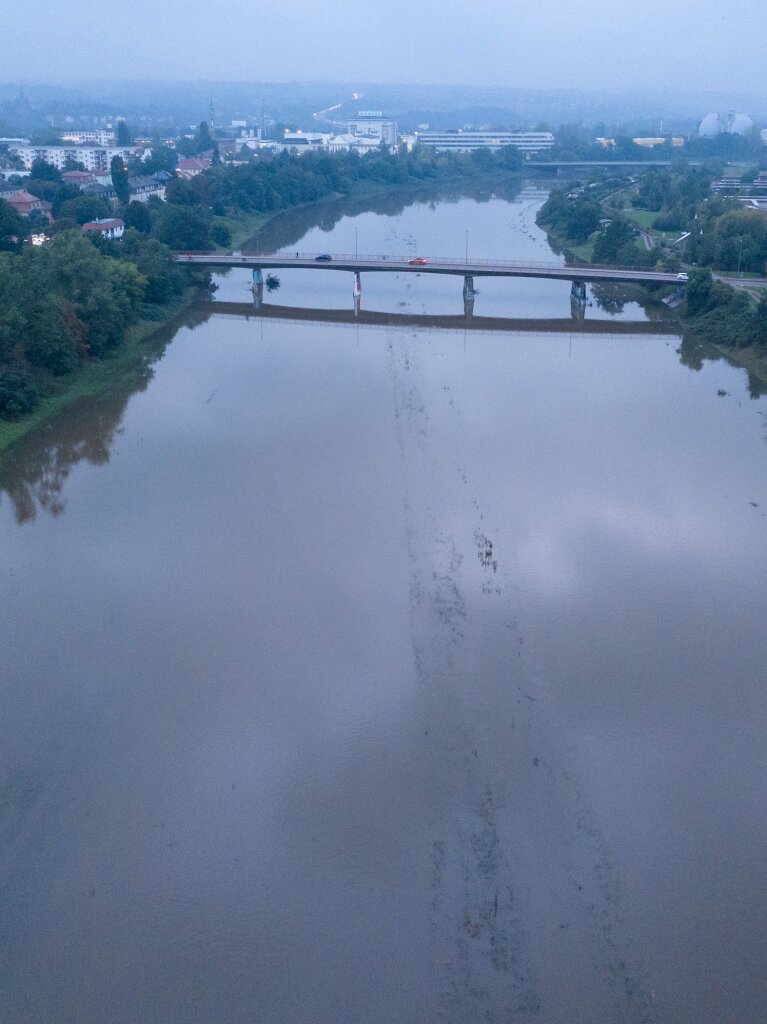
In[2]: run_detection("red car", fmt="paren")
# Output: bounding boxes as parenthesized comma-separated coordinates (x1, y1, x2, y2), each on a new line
(408, 257, 428, 265)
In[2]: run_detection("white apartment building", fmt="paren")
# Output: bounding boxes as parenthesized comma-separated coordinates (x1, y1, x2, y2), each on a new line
(415, 130, 555, 155)
(9, 144, 151, 172)
(61, 130, 116, 145)
(346, 113, 398, 147)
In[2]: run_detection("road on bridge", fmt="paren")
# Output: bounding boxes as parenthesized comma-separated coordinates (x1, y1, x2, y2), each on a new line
(175, 252, 693, 287)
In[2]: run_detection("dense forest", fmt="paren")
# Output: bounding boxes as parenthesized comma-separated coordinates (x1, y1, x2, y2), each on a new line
(0, 231, 186, 417)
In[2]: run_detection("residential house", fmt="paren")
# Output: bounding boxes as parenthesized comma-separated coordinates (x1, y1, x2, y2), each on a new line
(128, 175, 166, 202)
(62, 169, 98, 188)
(5, 190, 53, 221)
(176, 156, 212, 179)
(82, 218, 125, 240)
(82, 181, 118, 203)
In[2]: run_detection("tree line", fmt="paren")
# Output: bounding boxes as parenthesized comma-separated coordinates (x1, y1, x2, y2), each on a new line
(0, 230, 186, 418)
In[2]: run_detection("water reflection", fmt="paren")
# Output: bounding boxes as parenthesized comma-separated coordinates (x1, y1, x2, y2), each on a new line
(202, 299, 677, 336)
(0, 394, 129, 522)
(2, 187, 767, 1024)
(245, 180, 528, 254)
(0, 308, 205, 523)
(679, 333, 767, 398)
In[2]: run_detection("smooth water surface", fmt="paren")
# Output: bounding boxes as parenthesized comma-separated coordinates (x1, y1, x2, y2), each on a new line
(1, 185, 766, 1024)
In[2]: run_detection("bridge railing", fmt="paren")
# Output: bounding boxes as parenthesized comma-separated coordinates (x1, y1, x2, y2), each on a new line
(174, 251, 678, 275)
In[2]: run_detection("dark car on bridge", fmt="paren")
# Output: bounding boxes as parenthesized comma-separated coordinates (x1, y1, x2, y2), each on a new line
(315, 254, 332, 261)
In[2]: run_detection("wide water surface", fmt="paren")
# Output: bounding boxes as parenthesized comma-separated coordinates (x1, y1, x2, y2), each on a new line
(1, 184, 766, 1023)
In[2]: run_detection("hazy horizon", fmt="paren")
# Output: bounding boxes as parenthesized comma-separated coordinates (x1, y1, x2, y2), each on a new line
(5, 0, 766, 93)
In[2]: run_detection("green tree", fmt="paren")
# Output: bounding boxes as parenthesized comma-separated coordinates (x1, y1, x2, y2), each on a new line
(210, 222, 231, 247)
(116, 120, 132, 146)
(29, 158, 62, 182)
(0, 370, 38, 417)
(153, 205, 212, 250)
(111, 154, 130, 205)
(124, 200, 152, 234)
(756, 295, 767, 347)
(57, 195, 112, 225)
(684, 268, 713, 317)
(120, 229, 184, 303)
(0, 199, 24, 253)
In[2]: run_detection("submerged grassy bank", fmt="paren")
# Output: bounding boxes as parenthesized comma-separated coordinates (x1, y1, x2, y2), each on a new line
(0, 288, 199, 457)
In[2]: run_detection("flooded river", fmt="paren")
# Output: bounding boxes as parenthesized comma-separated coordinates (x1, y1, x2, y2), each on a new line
(1, 183, 766, 1023)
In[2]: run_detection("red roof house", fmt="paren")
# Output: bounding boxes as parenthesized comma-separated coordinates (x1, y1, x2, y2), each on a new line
(82, 218, 125, 240)
(5, 190, 53, 221)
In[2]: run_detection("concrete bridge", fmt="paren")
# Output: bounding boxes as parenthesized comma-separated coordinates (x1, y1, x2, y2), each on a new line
(175, 251, 687, 286)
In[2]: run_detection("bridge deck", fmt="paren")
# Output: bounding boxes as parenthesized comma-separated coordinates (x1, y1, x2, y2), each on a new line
(175, 252, 687, 286)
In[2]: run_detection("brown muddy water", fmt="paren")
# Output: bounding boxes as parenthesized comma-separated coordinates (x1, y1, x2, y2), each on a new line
(1, 184, 766, 1024)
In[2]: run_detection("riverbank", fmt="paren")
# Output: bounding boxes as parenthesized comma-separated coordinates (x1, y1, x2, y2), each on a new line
(537, 197, 767, 391)
(0, 288, 201, 457)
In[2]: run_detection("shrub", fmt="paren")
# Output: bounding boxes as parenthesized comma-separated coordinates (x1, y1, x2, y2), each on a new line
(0, 370, 39, 418)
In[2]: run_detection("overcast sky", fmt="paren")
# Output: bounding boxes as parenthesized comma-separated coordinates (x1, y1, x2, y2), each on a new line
(4, 0, 765, 92)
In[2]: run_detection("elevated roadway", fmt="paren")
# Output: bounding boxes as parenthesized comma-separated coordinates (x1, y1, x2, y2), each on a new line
(175, 252, 690, 287)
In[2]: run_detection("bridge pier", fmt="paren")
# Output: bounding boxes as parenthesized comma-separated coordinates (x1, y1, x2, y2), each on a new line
(252, 268, 263, 309)
(570, 280, 587, 320)
(463, 275, 475, 319)
(353, 272, 361, 316)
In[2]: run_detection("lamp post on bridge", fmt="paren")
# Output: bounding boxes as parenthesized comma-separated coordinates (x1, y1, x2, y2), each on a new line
(355, 226, 358, 259)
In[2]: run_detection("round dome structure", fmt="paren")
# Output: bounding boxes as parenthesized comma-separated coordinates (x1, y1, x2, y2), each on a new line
(729, 112, 754, 136)
(699, 111, 754, 138)
(699, 113, 721, 137)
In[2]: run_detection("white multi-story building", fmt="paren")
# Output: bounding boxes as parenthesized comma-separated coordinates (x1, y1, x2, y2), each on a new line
(283, 131, 332, 150)
(61, 130, 116, 145)
(415, 130, 555, 155)
(346, 113, 398, 147)
(9, 144, 151, 172)
(327, 133, 383, 154)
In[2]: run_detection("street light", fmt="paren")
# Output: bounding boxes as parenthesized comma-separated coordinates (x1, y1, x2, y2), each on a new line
(465, 229, 469, 264)
(354, 226, 358, 259)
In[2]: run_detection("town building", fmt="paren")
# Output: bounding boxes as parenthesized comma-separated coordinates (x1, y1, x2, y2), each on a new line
(284, 131, 332, 150)
(4, 190, 52, 220)
(632, 137, 685, 148)
(82, 181, 118, 202)
(127, 175, 166, 202)
(9, 144, 151, 173)
(414, 130, 555, 155)
(346, 114, 398, 147)
(177, 156, 212, 179)
(61, 130, 116, 145)
(62, 169, 99, 188)
(82, 218, 125, 240)
(327, 133, 384, 154)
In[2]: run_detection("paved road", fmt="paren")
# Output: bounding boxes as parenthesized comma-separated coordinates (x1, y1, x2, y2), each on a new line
(175, 252, 691, 286)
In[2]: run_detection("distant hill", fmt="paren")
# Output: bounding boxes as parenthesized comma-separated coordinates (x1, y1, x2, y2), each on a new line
(1, 81, 765, 135)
